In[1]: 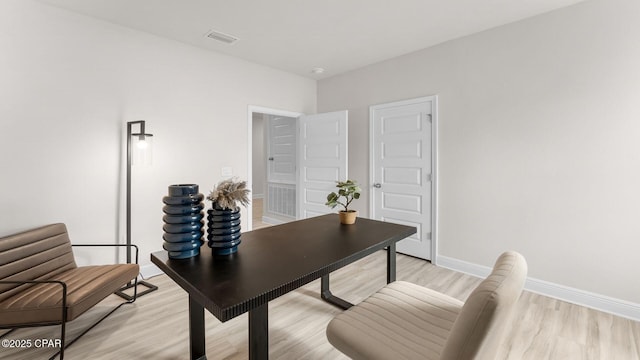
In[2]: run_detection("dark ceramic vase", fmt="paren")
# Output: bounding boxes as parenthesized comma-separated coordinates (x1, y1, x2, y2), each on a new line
(162, 184, 204, 259)
(206, 203, 241, 256)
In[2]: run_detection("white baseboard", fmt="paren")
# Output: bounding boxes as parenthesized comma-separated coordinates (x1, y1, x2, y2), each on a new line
(261, 216, 288, 225)
(436, 254, 640, 322)
(140, 263, 164, 279)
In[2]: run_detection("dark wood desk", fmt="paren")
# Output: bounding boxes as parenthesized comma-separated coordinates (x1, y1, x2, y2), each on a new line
(151, 214, 416, 360)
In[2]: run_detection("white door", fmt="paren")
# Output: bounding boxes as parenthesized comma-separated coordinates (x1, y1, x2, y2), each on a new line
(266, 115, 297, 219)
(370, 97, 435, 260)
(298, 111, 348, 219)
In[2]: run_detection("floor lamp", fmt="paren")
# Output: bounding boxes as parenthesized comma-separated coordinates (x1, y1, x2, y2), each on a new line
(115, 120, 159, 300)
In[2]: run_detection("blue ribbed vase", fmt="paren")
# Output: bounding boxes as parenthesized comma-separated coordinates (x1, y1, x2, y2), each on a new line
(162, 184, 204, 259)
(207, 203, 241, 256)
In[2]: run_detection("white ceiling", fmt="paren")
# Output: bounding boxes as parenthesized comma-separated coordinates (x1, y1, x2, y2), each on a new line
(39, 0, 585, 79)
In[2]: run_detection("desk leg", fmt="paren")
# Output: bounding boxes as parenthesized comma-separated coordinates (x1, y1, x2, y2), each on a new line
(321, 274, 354, 310)
(249, 304, 268, 360)
(189, 295, 207, 360)
(387, 242, 396, 283)
(321, 245, 397, 310)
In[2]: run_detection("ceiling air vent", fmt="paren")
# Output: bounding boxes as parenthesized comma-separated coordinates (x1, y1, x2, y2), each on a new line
(205, 29, 239, 45)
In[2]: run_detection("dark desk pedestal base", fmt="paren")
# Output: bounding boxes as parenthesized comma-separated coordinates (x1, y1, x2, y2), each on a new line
(190, 296, 207, 360)
(189, 297, 268, 360)
(321, 275, 354, 310)
(249, 304, 268, 360)
(387, 243, 397, 283)
(321, 243, 396, 310)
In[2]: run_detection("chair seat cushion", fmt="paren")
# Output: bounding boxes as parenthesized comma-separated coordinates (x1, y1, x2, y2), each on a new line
(0, 264, 139, 327)
(326, 281, 463, 360)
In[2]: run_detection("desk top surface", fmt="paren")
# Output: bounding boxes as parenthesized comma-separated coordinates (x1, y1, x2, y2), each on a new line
(151, 214, 416, 321)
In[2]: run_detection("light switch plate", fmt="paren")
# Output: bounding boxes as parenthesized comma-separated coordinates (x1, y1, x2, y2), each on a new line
(221, 167, 233, 177)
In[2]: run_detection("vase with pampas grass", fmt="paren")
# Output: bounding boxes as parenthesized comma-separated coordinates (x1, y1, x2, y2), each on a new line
(206, 178, 251, 256)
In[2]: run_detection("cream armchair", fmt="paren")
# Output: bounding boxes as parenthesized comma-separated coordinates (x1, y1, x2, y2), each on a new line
(326, 251, 527, 359)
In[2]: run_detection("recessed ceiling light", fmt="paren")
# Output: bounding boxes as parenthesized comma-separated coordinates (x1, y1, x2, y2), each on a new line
(311, 67, 325, 74)
(205, 29, 239, 45)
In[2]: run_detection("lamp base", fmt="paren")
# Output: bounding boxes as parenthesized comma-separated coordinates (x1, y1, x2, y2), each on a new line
(115, 280, 158, 301)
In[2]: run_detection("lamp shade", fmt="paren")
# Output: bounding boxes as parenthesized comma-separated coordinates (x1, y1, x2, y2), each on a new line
(131, 133, 153, 166)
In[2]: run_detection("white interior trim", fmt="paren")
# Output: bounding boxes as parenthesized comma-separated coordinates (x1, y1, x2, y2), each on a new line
(436, 254, 640, 321)
(140, 263, 163, 280)
(431, 98, 439, 266)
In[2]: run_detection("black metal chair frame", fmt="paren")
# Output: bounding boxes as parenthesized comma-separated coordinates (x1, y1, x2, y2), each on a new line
(0, 244, 141, 360)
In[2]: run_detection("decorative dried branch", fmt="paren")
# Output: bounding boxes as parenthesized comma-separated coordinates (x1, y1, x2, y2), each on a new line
(207, 178, 251, 210)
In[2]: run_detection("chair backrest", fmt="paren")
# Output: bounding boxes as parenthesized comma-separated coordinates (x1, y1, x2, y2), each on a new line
(439, 251, 527, 360)
(0, 223, 77, 302)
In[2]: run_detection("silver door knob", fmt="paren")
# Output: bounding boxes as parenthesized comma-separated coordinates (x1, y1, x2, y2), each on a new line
(373, 183, 382, 188)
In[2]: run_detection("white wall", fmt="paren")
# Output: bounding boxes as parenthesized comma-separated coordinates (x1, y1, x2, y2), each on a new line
(0, 0, 316, 266)
(318, 0, 640, 305)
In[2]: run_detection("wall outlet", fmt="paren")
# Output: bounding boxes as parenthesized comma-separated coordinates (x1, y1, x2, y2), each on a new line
(221, 167, 233, 177)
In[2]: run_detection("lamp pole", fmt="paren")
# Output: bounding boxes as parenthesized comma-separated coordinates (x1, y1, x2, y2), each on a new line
(115, 120, 158, 300)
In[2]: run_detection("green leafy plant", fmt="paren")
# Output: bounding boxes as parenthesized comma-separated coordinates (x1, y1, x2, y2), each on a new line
(207, 178, 251, 210)
(325, 179, 361, 212)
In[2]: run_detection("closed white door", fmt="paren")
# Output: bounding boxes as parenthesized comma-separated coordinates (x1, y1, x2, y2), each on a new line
(298, 110, 348, 219)
(370, 97, 435, 260)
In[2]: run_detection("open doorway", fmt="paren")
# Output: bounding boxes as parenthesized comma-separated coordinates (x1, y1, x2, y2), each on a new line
(248, 106, 302, 230)
(252, 112, 298, 227)
(247, 106, 349, 231)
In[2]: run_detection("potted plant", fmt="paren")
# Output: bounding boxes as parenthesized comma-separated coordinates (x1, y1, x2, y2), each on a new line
(325, 179, 361, 224)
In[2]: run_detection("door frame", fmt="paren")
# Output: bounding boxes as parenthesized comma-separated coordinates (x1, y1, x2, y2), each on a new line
(368, 96, 439, 264)
(247, 105, 303, 231)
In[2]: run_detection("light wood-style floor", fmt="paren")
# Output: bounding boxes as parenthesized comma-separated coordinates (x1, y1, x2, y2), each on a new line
(252, 198, 271, 230)
(3, 210, 639, 359)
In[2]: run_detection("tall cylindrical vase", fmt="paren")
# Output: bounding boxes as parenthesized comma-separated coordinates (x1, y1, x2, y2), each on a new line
(207, 202, 241, 256)
(162, 184, 204, 259)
